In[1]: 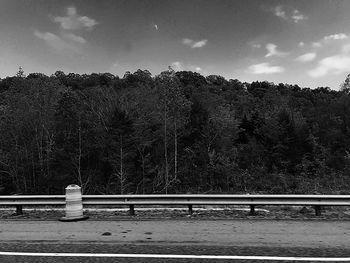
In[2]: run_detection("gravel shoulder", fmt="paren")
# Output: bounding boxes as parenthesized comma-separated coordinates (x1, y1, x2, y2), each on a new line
(1, 205, 350, 221)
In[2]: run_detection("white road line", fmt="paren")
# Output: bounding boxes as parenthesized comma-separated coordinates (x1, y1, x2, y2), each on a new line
(0, 252, 349, 261)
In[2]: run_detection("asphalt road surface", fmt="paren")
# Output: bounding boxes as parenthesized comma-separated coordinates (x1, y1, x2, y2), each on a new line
(0, 219, 349, 262)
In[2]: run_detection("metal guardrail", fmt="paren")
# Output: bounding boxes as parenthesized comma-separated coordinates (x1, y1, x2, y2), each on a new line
(1, 194, 350, 216)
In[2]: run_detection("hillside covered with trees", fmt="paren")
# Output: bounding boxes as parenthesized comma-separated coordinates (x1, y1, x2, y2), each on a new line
(1, 68, 350, 195)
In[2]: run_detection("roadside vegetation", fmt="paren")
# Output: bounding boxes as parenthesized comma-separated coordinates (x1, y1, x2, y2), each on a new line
(1, 68, 350, 194)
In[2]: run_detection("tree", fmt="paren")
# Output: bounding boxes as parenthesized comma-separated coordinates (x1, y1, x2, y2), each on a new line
(54, 89, 97, 193)
(105, 109, 135, 194)
(155, 68, 191, 193)
(1, 69, 350, 194)
(340, 74, 350, 93)
(0, 76, 62, 193)
(16, 67, 25, 78)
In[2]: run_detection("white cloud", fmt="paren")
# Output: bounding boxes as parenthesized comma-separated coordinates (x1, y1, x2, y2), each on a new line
(274, 6, 307, 23)
(248, 62, 285, 74)
(252, 43, 261, 48)
(34, 31, 59, 42)
(171, 61, 183, 71)
(310, 33, 348, 48)
(342, 44, 350, 53)
(265, 43, 288, 57)
(34, 30, 84, 51)
(182, 38, 208, 48)
(35, 6, 94, 52)
(182, 39, 192, 45)
(312, 42, 322, 48)
(274, 6, 288, 20)
(63, 33, 86, 44)
(111, 61, 120, 68)
(308, 35, 350, 78)
(189, 65, 202, 72)
(308, 55, 350, 78)
(170, 62, 203, 72)
(34, 31, 69, 51)
(324, 33, 348, 41)
(291, 9, 307, 23)
(295, 52, 316, 62)
(67, 6, 76, 16)
(52, 6, 98, 31)
(192, 40, 207, 48)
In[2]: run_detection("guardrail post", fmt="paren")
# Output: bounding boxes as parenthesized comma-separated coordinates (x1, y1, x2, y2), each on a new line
(15, 205, 23, 215)
(249, 205, 256, 215)
(314, 205, 322, 216)
(188, 204, 193, 215)
(129, 204, 135, 216)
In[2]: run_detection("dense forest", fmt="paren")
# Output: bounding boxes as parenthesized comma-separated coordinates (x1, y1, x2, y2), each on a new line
(1, 68, 350, 195)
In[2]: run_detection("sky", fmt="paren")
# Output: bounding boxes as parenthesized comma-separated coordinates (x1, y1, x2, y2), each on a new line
(1, 0, 350, 89)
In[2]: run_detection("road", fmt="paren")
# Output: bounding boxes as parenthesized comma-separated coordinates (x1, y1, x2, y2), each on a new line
(0, 219, 349, 262)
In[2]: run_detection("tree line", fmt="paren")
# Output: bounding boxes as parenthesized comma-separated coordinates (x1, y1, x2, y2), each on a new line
(1, 68, 350, 194)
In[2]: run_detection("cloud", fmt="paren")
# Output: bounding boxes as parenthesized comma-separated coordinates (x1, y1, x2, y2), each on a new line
(170, 62, 203, 72)
(291, 9, 307, 23)
(311, 33, 348, 48)
(34, 31, 69, 51)
(265, 43, 288, 58)
(324, 33, 348, 41)
(34, 30, 85, 51)
(182, 38, 208, 48)
(274, 6, 288, 21)
(248, 62, 285, 74)
(34, 31, 59, 42)
(171, 61, 183, 71)
(63, 33, 86, 44)
(312, 42, 322, 48)
(52, 6, 98, 31)
(189, 65, 202, 72)
(308, 55, 350, 78)
(252, 43, 261, 49)
(274, 6, 307, 23)
(308, 35, 350, 77)
(35, 6, 95, 52)
(295, 52, 316, 62)
(342, 44, 350, 53)
(248, 41, 261, 49)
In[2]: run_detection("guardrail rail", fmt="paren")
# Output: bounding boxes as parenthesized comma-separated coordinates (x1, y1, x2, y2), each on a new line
(1, 194, 350, 216)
